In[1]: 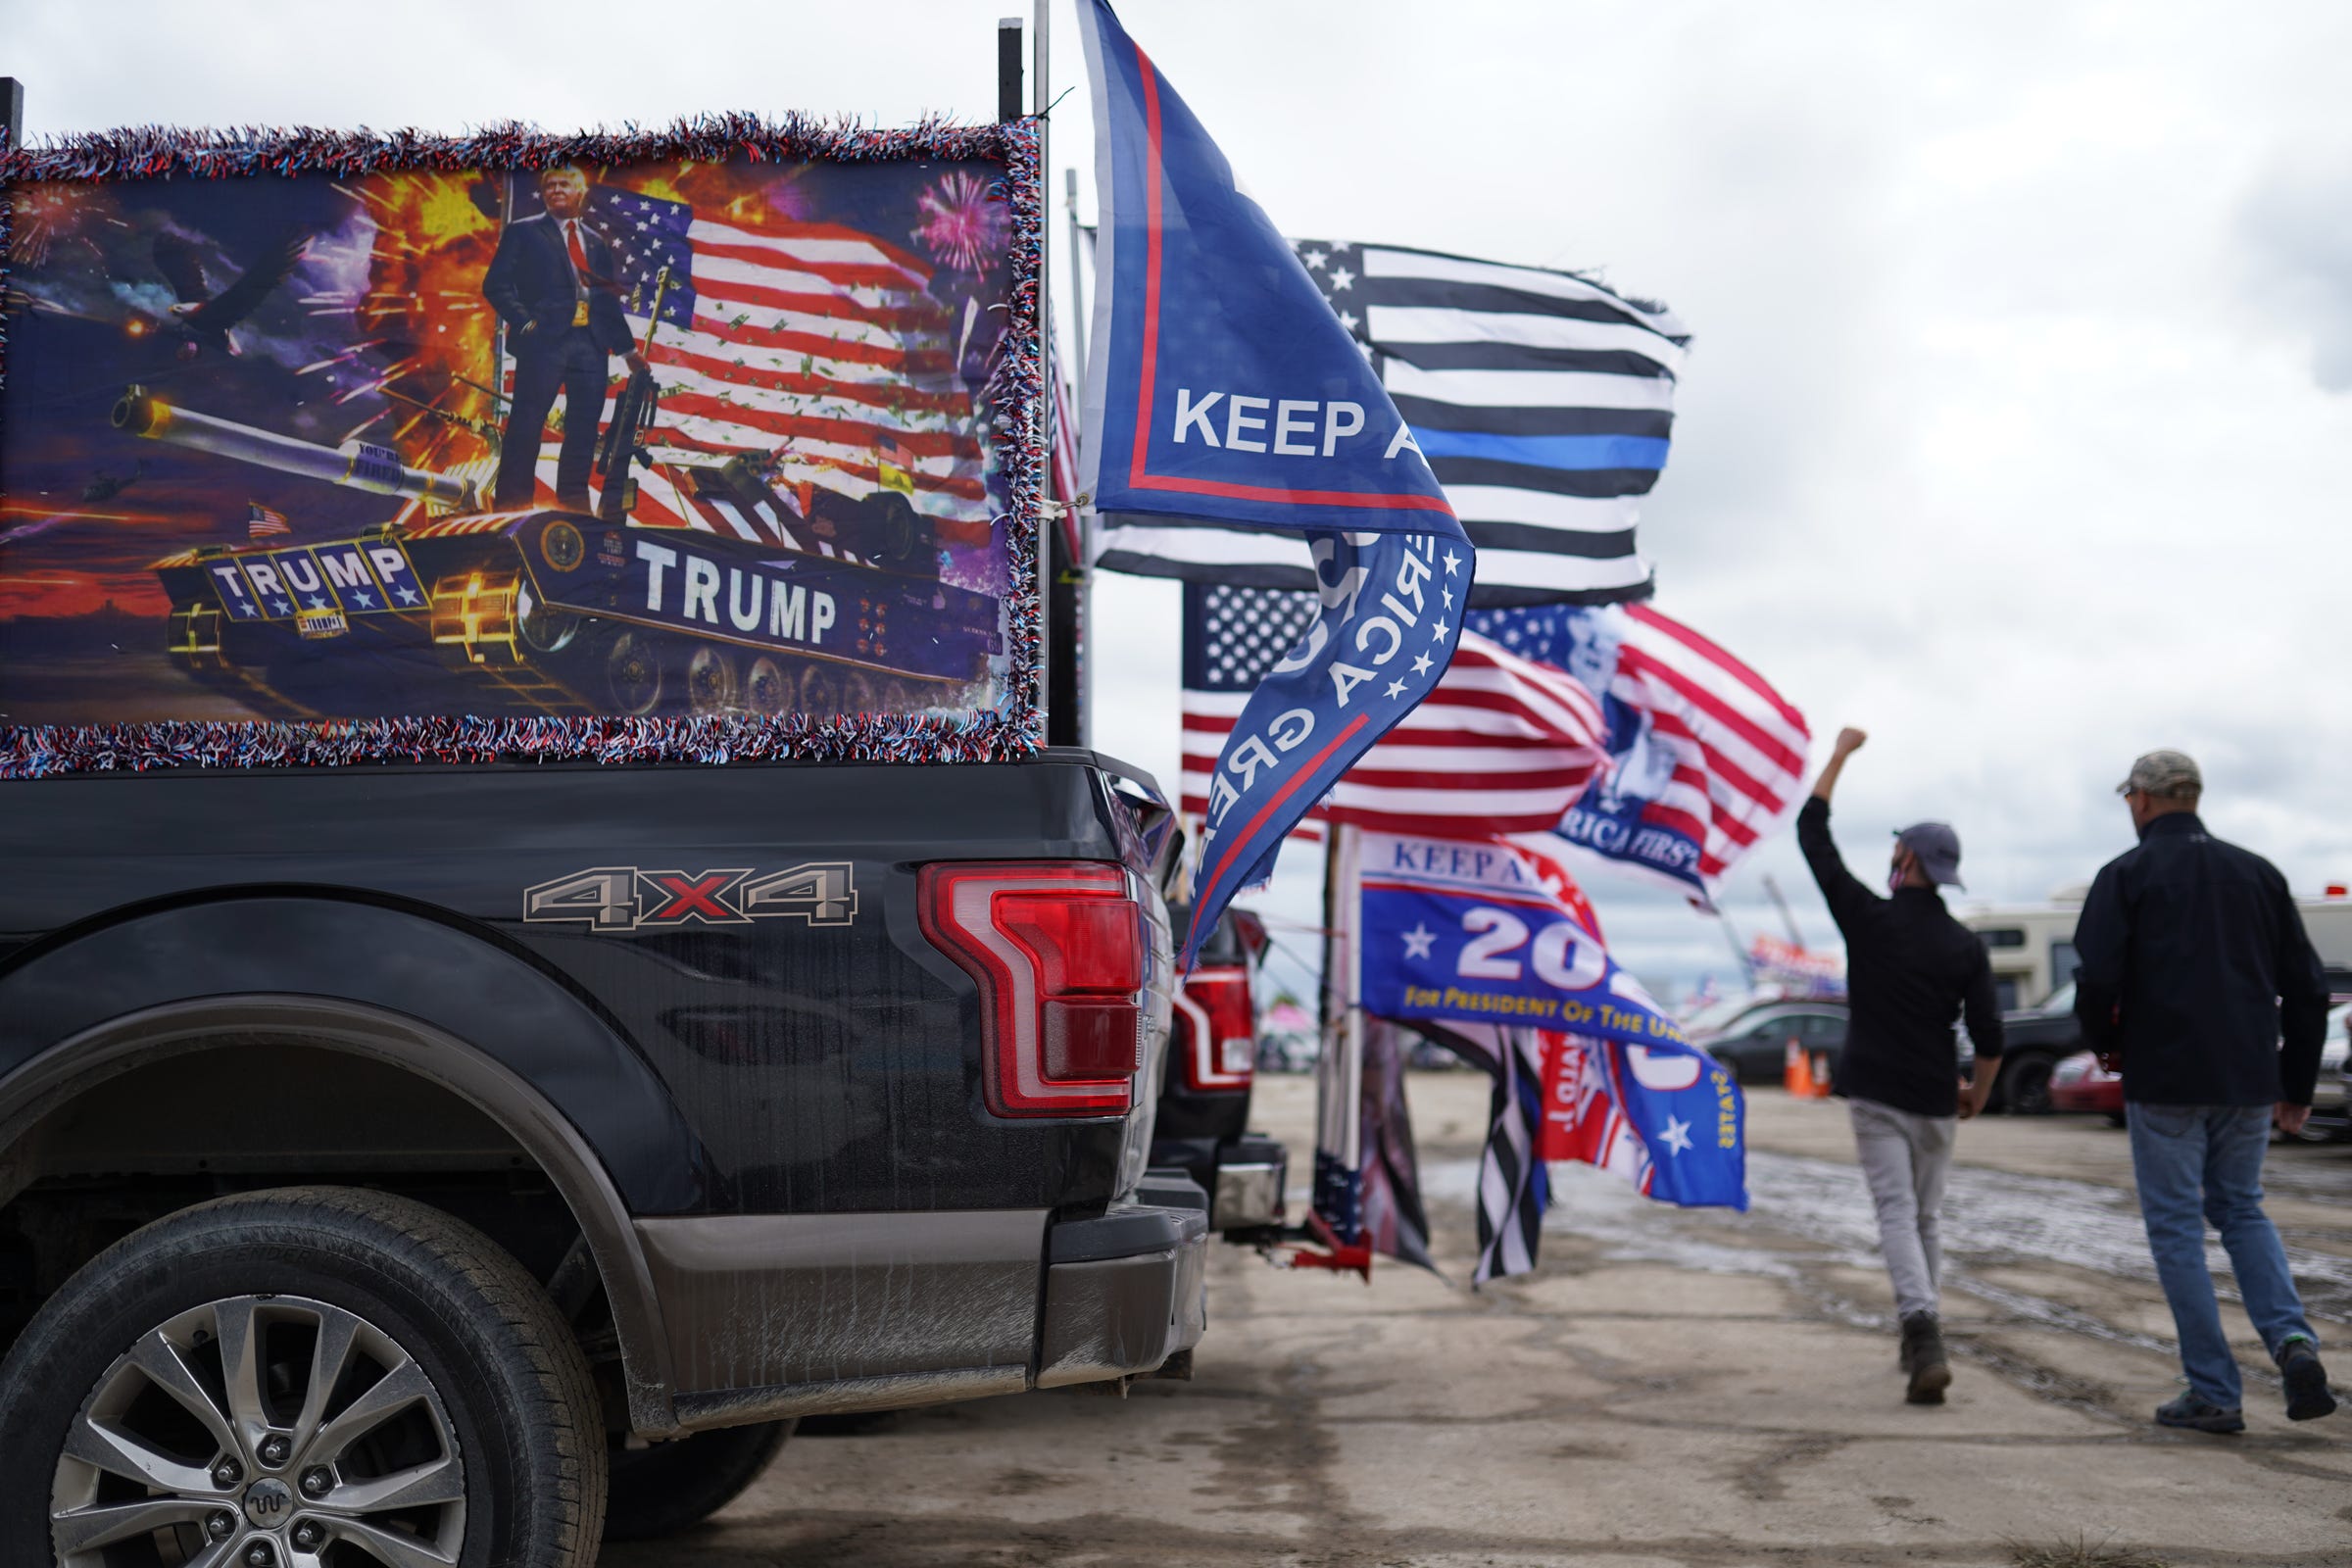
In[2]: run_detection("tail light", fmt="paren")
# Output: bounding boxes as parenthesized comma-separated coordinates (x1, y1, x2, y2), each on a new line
(918, 861, 1147, 1117)
(1178, 965, 1256, 1092)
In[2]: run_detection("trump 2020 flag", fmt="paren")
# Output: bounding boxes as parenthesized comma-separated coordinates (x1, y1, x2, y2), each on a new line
(1353, 829, 1686, 1051)
(1542, 1032, 1748, 1210)
(1077, 0, 1473, 964)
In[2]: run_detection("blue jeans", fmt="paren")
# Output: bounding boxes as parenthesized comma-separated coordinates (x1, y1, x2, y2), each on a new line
(2129, 1103, 2317, 1407)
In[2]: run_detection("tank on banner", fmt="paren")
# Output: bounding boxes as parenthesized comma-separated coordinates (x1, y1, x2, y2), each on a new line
(1, 154, 1025, 725)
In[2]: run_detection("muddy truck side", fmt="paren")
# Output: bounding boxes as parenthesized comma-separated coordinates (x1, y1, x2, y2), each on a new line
(0, 752, 1204, 1563)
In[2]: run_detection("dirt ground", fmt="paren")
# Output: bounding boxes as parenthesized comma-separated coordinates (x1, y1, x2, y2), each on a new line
(606, 1073, 2352, 1568)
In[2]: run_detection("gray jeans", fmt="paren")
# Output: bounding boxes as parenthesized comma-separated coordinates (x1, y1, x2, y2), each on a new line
(1849, 1098, 1958, 1319)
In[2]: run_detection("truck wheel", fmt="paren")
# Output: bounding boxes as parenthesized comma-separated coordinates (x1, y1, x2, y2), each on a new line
(0, 1186, 605, 1568)
(603, 1421, 789, 1541)
(1997, 1053, 2056, 1116)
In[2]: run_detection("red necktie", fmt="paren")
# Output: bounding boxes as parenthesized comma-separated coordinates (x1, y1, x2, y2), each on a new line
(565, 220, 588, 276)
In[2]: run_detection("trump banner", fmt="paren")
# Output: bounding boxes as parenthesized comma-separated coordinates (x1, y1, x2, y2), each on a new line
(1541, 1031, 1748, 1210)
(0, 117, 1045, 778)
(1077, 0, 1473, 964)
(1352, 829, 1685, 1050)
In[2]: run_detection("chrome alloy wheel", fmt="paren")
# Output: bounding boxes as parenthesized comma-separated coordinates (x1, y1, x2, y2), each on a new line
(50, 1295, 466, 1567)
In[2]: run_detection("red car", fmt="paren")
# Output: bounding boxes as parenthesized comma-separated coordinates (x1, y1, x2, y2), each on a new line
(2048, 1051, 2124, 1122)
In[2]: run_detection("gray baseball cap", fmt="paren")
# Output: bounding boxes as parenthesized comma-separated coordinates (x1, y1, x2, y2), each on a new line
(2117, 749, 2202, 799)
(1893, 821, 1965, 890)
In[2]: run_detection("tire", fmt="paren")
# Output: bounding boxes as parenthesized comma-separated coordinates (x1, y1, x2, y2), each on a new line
(0, 1186, 606, 1567)
(1997, 1053, 2057, 1116)
(603, 1421, 790, 1541)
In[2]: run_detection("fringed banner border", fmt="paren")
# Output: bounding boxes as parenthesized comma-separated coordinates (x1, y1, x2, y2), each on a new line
(0, 113, 1047, 778)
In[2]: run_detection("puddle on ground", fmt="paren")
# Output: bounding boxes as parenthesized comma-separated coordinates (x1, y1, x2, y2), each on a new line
(1425, 1147, 2352, 1342)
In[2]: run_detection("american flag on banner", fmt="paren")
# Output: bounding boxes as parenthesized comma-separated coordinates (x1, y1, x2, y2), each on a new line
(247, 503, 291, 539)
(531, 186, 993, 551)
(1180, 584, 1611, 839)
(1097, 241, 1685, 607)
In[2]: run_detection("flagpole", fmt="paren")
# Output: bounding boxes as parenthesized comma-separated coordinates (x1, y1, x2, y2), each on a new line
(1064, 166, 1096, 749)
(1033, 0, 1063, 745)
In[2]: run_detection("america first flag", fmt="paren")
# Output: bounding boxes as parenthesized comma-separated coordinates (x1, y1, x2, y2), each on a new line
(1180, 583, 1610, 840)
(540, 186, 991, 550)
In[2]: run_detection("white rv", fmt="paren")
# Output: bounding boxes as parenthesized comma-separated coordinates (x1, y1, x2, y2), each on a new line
(1959, 888, 2352, 1010)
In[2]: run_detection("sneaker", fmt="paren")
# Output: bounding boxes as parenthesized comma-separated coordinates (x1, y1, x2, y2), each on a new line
(1900, 1312, 1950, 1405)
(2278, 1337, 2337, 1423)
(2155, 1393, 2245, 1434)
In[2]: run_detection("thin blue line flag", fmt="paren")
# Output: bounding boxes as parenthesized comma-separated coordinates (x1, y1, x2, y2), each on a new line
(1075, 0, 1475, 965)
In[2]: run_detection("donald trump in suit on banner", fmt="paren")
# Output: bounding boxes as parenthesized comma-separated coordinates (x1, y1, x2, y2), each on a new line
(483, 165, 648, 510)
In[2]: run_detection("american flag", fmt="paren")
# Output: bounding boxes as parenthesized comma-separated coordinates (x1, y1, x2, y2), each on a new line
(1180, 584, 1610, 839)
(1468, 602, 1810, 895)
(1098, 240, 1685, 607)
(529, 185, 993, 549)
(247, 503, 290, 539)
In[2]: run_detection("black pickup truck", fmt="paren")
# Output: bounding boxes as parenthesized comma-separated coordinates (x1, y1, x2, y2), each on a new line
(0, 752, 1206, 1565)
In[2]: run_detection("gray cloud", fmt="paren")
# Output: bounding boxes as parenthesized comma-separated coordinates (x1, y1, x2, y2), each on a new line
(18, 0, 2352, 995)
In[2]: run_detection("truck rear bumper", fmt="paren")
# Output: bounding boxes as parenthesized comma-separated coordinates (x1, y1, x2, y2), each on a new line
(1037, 1202, 1209, 1389)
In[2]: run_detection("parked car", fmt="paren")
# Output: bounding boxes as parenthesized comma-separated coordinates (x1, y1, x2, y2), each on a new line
(0, 756, 1208, 1557)
(1697, 1001, 1850, 1085)
(2047, 1002, 2349, 1138)
(2296, 1001, 2352, 1141)
(1152, 907, 1288, 1237)
(2049, 1051, 2125, 1122)
(1984, 980, 2084, 1115)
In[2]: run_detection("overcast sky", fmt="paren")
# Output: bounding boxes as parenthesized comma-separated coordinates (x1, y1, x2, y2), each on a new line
(14, 0, 2352, 1002)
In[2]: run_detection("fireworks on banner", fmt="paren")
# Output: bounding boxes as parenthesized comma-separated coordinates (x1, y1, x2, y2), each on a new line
(915, 171, 1012, 274)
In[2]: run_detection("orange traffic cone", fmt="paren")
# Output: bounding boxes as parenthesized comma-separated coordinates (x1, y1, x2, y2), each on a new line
(1784, 1037, 1809, 1095)
(1807, 1050, 1835, 1099)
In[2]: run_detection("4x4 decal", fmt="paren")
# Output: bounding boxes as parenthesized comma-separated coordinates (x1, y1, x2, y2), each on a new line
(523, 862, 858, 931)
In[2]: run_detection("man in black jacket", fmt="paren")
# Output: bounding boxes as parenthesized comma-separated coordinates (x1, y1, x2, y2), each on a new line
(482, 166, 648, 510)
(2074, 749, 2335, 1432)
(1800, 725, 2003, 1404)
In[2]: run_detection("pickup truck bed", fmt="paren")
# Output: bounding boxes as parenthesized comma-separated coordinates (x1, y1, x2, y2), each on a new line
(0, 751, 1204, 1559)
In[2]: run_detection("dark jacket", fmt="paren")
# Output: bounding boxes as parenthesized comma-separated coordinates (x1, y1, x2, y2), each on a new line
(2073, 812, 2328, 1105)
(482, 214, 634, 358)
(1797, 797, 2003, 1118)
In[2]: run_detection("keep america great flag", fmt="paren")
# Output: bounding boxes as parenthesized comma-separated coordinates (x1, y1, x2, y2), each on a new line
(1095, 241, 1687, 606)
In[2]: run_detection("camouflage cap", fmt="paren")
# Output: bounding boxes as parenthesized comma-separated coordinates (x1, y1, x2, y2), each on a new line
(2117, 749, 2202, 799)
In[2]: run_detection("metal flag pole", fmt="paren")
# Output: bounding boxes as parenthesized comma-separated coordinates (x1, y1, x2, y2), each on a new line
(1033, 0, 1057, 744)
(1064, 169, 1090, 375)
(1298, 821, 1372, 1276)
(1064, 166, 1096, 748)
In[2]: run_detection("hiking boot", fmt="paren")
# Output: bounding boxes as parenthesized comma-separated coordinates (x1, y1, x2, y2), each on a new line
(1899, 1311, 1950, 1404)
(2277, 1337, 2337, 1422)
(2155, 1393, 2245, 1434)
